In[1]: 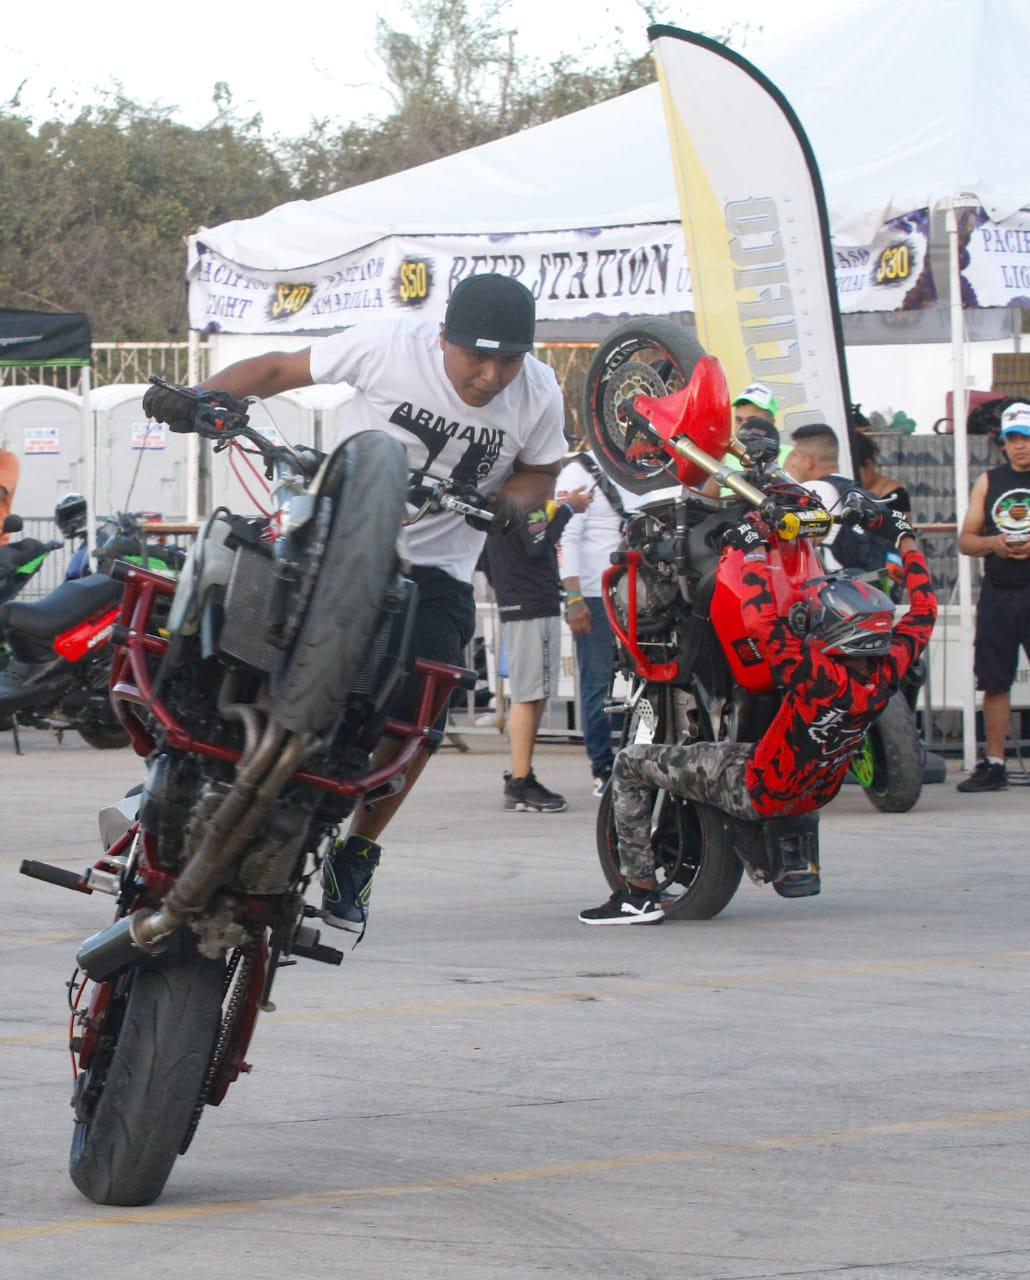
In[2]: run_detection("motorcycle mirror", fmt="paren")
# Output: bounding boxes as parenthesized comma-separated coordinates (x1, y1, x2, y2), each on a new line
(2, 514, 23, 534)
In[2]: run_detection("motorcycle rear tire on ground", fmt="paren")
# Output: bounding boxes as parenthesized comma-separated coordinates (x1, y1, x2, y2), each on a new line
(855, 690, 923, 813)
(69, 931, 224, 1206)
(596, 784, 743, 921)
(581, 317, 707, 495)
(270, 431, 408, 737)
(76, 720, 131, 750)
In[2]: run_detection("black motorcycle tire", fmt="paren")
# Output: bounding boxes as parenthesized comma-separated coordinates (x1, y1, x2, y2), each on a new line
(596, 786, 743, 920)
(581, 317, 706, 495)
(76, 720, 131, 750)
(69, 931, 224, 1206)
(595, 687, 743, 920)
(856, 690, 923, 813)
(270, 431, 408, 736)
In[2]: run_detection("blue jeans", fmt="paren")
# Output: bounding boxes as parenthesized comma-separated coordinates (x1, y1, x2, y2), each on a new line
(575, 597, 616, 776)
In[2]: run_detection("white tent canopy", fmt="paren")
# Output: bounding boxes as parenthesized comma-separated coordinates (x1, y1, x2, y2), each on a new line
(187, 0, 1029, 770)
(190, 0, 1030, 334)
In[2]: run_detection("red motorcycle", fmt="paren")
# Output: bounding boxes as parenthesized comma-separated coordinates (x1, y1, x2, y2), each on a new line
(582, 318, 908, 919)
(19, 384, 484, 1206)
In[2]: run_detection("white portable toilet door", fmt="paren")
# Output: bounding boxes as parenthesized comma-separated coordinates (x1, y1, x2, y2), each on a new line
(92, 385, 190, 520)
(209, 391, 310, 517)
(0, 387, 85, 520)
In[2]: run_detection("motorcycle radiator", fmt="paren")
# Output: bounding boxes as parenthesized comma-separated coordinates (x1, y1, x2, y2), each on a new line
(219, 546, 279, 673)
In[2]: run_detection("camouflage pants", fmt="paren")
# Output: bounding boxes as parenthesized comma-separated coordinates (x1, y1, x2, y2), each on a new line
(613, 741, 758, 881)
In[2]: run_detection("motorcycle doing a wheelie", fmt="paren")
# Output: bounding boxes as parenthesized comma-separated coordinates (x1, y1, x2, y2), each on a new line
(581, 320, 917, 921)
(19, 382, 492, 1207)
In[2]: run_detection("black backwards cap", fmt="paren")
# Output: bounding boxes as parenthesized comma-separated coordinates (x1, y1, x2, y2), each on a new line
(443, 274, 536, 353)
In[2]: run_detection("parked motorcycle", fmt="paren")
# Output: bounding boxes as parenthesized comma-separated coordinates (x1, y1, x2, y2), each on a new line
(20, 380, 483, 1206)
(0, 503, 183, 750)
(582, 318, 923, 919)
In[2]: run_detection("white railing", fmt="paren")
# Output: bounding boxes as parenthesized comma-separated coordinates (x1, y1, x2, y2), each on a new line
(0, 343, 210, 389)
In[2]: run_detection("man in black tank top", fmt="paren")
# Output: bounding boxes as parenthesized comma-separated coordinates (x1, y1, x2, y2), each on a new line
(957, 403, 1030, 790)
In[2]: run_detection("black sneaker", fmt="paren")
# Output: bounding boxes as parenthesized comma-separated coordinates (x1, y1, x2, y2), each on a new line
(578, 885, 665, 925)
(957, 760, 1009, 793)
(503, 770, 567, 813)
(322, 835, 381, 933)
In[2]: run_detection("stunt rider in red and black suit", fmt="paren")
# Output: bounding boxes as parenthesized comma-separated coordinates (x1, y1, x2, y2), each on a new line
(579, 508, 937, 924)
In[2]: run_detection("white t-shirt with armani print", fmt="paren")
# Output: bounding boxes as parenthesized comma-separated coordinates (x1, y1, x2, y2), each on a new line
(309, 318, 565, 583)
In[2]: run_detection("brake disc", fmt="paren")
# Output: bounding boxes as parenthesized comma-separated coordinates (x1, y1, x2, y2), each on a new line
(601, 359, 671, 449)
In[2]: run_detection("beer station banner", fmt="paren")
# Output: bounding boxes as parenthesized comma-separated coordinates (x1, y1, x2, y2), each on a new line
(187, 226, 696, 335)
(187, 202, 1022, 346)
(647, 25, 852, 445)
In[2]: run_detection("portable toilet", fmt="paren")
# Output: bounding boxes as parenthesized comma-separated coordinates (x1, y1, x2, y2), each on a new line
(292, 384, 356, 451)
(91, 383, 190, 520)
(209, 389, 313, 517)
(0, 386, 85, 519)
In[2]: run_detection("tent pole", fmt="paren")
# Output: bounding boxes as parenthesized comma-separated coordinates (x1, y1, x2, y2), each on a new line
(186, 329, 200, 523)
(80, 364, 96, 572)
(946, 201, 977, 772)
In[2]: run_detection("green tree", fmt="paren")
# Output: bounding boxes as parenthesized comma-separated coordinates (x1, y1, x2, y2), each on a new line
(0, 91, 291, 339)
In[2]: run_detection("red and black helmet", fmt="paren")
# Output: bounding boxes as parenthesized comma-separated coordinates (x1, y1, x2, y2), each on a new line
(795, 574, 896, 657)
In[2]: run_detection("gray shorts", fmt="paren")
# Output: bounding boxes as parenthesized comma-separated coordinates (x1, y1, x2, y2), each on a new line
(502, 616, 562, 703)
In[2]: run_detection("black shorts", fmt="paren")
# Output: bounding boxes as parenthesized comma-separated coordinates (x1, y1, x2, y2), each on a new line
(974, 578, 1030, 694)
(391, 564, 476, 727)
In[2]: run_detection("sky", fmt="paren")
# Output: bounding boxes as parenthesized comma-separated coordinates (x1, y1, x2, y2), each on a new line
(0, 0, 856, 138)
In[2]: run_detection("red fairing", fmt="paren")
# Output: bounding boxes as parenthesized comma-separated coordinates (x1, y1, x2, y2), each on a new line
(632, 355, 731, 487)
(710, 540, 825, 694)
(53, 606, 120, 662)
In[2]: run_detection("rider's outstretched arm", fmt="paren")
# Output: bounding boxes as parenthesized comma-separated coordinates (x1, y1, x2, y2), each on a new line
(198, 349, 314, 400)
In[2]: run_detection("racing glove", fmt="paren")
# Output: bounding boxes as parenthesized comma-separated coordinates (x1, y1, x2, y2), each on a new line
(463, 489, 525, 537)
(718, 516, 768, 553)
(864, 507, 914, 548)
(141, 381, 205, 431)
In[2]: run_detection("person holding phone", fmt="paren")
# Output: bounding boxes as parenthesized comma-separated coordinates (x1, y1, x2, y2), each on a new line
(957, 402, 1030, 791)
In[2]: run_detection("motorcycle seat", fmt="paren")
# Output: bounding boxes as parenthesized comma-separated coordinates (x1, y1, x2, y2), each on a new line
(0, 575, 123, 641)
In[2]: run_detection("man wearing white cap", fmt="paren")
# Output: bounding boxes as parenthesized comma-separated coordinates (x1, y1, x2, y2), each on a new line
(733, 382, 778, 432)
(702, 383, 782, 498)
(956, 401, 1030, 791)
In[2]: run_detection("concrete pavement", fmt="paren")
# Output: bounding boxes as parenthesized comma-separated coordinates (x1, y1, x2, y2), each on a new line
(1, 729, 1029, 1279)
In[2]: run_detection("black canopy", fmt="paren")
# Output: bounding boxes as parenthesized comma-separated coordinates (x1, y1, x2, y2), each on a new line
(0, 309, 91, 367)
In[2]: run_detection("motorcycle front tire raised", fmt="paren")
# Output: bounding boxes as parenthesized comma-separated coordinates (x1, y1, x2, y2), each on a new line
(69, 930, 224, 1206)
(270, 430, 409, 737)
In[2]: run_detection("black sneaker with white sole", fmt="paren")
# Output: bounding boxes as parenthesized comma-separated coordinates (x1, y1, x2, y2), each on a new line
(503, 770, 567, 812)
(578, 885, 665, 925)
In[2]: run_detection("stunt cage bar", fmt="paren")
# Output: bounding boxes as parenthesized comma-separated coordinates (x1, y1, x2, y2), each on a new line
(106, 561, 475, 803)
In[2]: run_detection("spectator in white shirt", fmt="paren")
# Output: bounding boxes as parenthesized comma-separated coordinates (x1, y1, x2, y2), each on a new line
(556, 448, 637, 796)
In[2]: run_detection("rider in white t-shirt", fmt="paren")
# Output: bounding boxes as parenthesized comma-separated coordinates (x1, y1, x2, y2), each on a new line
(309, 313, 565, 582)
(143, 274, 566, 936)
